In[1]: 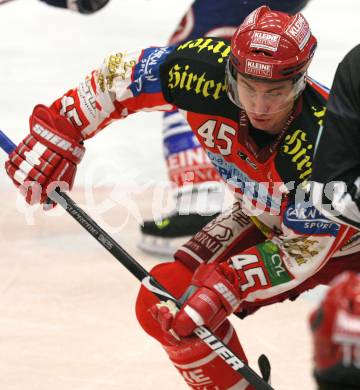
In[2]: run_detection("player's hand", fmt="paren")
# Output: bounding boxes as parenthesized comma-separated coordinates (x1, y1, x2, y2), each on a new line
(151, 263, 241, 340)
(5, 104, 85, 207)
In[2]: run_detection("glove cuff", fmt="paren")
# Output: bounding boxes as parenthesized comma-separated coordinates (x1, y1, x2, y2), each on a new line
(192, 264, 241, 314)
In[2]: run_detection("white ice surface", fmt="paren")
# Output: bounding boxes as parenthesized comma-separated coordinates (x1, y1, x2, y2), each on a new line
(1, 0, 360, 189)
(0, 1, 360, 389)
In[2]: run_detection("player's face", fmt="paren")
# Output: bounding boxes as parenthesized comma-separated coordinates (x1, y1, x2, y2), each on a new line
(236, 74, 295, 134)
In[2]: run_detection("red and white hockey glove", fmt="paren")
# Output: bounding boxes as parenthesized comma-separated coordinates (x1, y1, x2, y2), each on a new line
(5, 104, 85, 207)
(151, 263, 242, 340)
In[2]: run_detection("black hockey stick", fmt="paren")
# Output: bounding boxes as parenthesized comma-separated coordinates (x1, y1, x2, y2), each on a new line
(0, 130, 273, 390)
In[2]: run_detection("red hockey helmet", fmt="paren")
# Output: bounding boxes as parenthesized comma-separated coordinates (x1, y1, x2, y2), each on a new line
(227, 6, 317, 113)
(310, 272, 360, 389)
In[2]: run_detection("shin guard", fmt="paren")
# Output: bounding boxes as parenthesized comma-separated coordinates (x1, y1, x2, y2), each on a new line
(163, 321, 252, 390)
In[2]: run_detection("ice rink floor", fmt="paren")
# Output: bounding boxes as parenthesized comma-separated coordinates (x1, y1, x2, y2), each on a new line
(1, 0, 360, 389)
(0, 187, 320, 390)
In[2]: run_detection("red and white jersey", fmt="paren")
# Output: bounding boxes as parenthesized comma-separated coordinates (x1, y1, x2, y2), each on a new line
(48, 38, 360, 306)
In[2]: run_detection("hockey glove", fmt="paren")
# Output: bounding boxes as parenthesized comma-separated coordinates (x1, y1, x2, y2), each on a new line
(151, 263, 241, 340)
(5, 104, 85, 207)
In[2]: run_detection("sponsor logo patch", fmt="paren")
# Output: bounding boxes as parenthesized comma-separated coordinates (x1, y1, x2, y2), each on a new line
(282, 129, 313, 181)
(99, 52, 136, 92)
(79, 78, 96, 120)
(167, 63, 227, 101)
(245, 59, 273, 78)
(283, 237, 320, 266)
(257, 241, 292, 285)
(285, 13, 311, 50)
(250, 31, 280, 52)
(32, 124, 84, 159)
(176, 38, 230, 64)
(132, 46, 172, 95)
(284, 203, 340, 236)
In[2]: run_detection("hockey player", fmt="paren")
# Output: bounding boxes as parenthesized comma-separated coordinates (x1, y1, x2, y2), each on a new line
(310, 271, 360, 390)
(312, 45, 360, 231)
(5, 5, 360, 389)
(39, 0, 109, 14)
(140, 0, 311, 256)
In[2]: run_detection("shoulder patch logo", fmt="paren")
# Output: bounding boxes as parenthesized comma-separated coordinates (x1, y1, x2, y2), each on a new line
(167, 63, 227, 101)
(283, 129, 313, 181)
(284, 203, 340, 236)
(176, 38, 230, 64)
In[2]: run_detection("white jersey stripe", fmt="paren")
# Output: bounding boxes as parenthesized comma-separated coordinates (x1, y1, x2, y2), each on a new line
(24, 149, 41, 166)
(19, 160, 34, 175)
(178, 246, 204, 265)
(32, 141, 47, 157)
(14, 169, 27, 184)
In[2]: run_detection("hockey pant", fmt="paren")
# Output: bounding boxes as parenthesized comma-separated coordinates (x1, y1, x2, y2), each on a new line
(136, 260, 252, 390)
(136, 222, 360, 389)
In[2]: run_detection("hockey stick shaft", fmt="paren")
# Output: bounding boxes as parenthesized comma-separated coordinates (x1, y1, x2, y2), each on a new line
(0, 130, 273, 390)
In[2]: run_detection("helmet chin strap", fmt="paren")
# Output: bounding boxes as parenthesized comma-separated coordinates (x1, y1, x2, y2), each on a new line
(292, 72, 308, 98)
